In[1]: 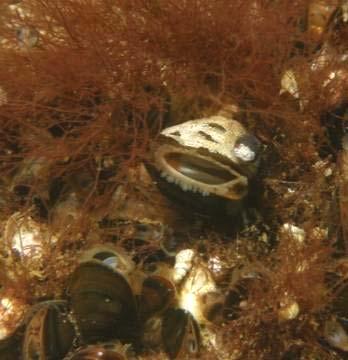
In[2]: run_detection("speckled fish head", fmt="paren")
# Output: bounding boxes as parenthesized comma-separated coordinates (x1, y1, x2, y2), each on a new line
(153, 115, 261, 201)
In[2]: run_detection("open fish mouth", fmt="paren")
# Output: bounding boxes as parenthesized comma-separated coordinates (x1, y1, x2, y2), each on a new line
(154, 144, 248, 200)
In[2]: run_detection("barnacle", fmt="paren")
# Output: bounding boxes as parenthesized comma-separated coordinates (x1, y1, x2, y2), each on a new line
(152, 115, 260, 199)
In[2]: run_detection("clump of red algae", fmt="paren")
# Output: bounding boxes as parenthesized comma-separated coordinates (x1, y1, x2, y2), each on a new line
(0, 0, 346, 359)
(213, 225, 335, 360)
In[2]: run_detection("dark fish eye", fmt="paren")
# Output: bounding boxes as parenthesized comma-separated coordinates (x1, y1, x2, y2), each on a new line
(233, 134, 261, 162)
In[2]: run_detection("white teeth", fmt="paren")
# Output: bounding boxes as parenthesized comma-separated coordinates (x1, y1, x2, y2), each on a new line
(160, 170, 210, 197)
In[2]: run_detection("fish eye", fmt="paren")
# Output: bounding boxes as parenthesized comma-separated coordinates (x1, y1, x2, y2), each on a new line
(233, 134, 261, 162)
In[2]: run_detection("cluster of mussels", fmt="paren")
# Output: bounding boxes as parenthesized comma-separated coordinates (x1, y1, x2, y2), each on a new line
(3, 89, 348, 359)
(0, 109, 262, 360)
(0, 240, 240, 359)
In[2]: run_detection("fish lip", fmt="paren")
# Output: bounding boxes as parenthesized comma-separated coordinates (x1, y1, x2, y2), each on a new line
(154, 144, 248, 200)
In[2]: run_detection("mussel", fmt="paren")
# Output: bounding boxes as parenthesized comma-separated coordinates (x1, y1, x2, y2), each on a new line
(67, 260, 138, 344)
(147, 114, 261, 216)
(162, 308, 200, 359)
(22, 300, 75, 360)
(223, 267, 266, 321)
(139, 274, 176, 321)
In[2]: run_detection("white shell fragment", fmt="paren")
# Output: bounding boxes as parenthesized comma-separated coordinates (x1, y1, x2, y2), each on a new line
(161, 116, 247, 163)
(173, 249, 195, 283)
(233, 141, 256, 162)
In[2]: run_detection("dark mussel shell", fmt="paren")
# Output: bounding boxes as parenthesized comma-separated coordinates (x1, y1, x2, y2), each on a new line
(64, 343, 131, 360)
(223, 278, 252, 321)
(162, 308, 200, 359)
(67, 261, 137, 344)
(139, 275, 175, 321)
(22, 300, 75, 360)
(223, 268, 266, 321)
(0, 330, 23, 360)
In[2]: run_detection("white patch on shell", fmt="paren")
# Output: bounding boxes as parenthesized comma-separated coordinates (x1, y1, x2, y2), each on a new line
(161, 116, 247, 163)
(234, 142, 256, 162)
(173, 249, 195, 283)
